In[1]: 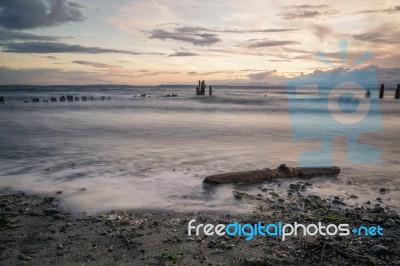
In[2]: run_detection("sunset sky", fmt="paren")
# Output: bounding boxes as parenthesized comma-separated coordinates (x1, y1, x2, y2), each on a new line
(0, 0, 399, 85)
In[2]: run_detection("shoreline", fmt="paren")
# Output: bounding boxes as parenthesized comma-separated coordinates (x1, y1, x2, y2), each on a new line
(1, 184, 399, 265)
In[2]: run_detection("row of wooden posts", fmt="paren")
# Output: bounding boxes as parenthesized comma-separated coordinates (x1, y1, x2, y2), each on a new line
(0, 95, 112, 104)
(379, 84, 400, 99)
(196, 80, 212, 95)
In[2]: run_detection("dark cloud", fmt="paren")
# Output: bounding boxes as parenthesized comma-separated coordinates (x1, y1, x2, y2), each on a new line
(150, 28, 220, 46)
(0, 28, 58, 41)
(72, 60, 120, 69)
(350, 30, 400, 44)
(173, 26, 298, 34)
(0, 66, 102, 85)
(45, 55, 58, 60)
(149, 26, 299, 46)
(168, 51, 198, 57)
(0, 0, 85, 30)
(0, 42, 142, 55)
(279, 5, 337, 20)
(245, 39, 299, 48)
(355, 6, 400, 14)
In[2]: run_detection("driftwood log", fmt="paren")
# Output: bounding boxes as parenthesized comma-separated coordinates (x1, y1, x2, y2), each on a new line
(203, 164, 340, 184)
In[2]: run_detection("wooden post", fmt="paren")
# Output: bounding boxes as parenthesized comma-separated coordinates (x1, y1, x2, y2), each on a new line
(395, 84, 400, 99)
(379, 84, 384, 99)
(209, 86, 212, 95)
(365, 89, 370, 98)
(0, 96, 4, 104)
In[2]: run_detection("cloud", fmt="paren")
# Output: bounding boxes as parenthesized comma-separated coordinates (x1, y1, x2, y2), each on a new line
(245, 38, 299, 48)
(247, 70, 288, 83)
(355, 6, 400, 14)
(350, 29, 400, 44)
(45, 55, 58, 60)
(279, 5, 337, 20)
(149, 26, 298, 46)
(150, 28, 220, 46)
(0, 0, 85, 30)
(0, 28, 58, 41)
(0, 42, 142, 55)
(72, 60, 121, 69)
(0, 66, 103, 85)
(168, 51, 198, 57)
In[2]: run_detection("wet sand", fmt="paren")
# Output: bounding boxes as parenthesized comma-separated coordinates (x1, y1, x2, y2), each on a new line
(1, 183, 399, 266)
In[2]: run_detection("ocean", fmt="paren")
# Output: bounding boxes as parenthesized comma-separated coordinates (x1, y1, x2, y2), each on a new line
(0, 85, 399, 215)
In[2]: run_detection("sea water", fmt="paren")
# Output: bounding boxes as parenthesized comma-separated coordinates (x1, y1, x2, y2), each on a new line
(0, 86, 399, 214)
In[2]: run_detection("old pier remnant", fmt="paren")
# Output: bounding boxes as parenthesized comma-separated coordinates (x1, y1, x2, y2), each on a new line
(196, 80, 210, 95)
(379, 84, 384, 99)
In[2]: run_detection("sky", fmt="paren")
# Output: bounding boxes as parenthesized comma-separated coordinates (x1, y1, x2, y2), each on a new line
(0, 0, 399, 86)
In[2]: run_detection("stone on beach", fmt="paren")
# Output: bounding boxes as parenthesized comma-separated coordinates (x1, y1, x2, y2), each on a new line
(203, 164, 341, 184)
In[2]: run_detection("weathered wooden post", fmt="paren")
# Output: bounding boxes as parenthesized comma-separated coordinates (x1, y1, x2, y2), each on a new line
(32, 98, 39, 103)
(365, 89, 370, 98)
(379, 84, 384, 99)
(196, 80, 201, 95)
(0, 96, 4, 104)
(82, 96, 87, 101)
(60, 96, 66, 102)
(395, 84, 400, 99)
(201, 80, 206, 95)
(209, 86, 212, 95)
(51, 98, 57, 102)
(67, 95, 73, 102)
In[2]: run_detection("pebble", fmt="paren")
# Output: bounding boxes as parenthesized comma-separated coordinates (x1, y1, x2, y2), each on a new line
(57, 244, 64, 250)
(379, 188, 387, 193)
(44, 207, 60, 215)
(332, 199, 346, 205)
(370, 245, 392, 255)
(18, 254, 32, 261)
(53, 214, 63, 220)
(384, 219, 397, 227)
(372, 206, 385, 213)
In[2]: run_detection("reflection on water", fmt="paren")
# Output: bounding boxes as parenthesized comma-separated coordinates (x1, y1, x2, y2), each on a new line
(0, 86, 399, 214)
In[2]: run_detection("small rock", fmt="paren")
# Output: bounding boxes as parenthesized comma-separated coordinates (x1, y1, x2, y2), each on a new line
(56, 251, 64, 256)
(44, 207, 60, 215)
(372, 206, 385, 213)
(390, 213, 400, 219)
(370, 245, 392, 255)
(384, 219, 397, 227)
(332, 199, 346, 205)
(57, 244, 64, 250)
(56, 191, 63, 195)
(79, 188, 87, 192)
(379, 188, 388, 193)
(53, 214, 63, 220)
(365, 201, 371, 205)
(304, 182, 312, 187)
(4, 206, 13, 212)
(18, 254, 32, 261)
(289, 184, 300, 190)
(59, 226, 67, 233)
